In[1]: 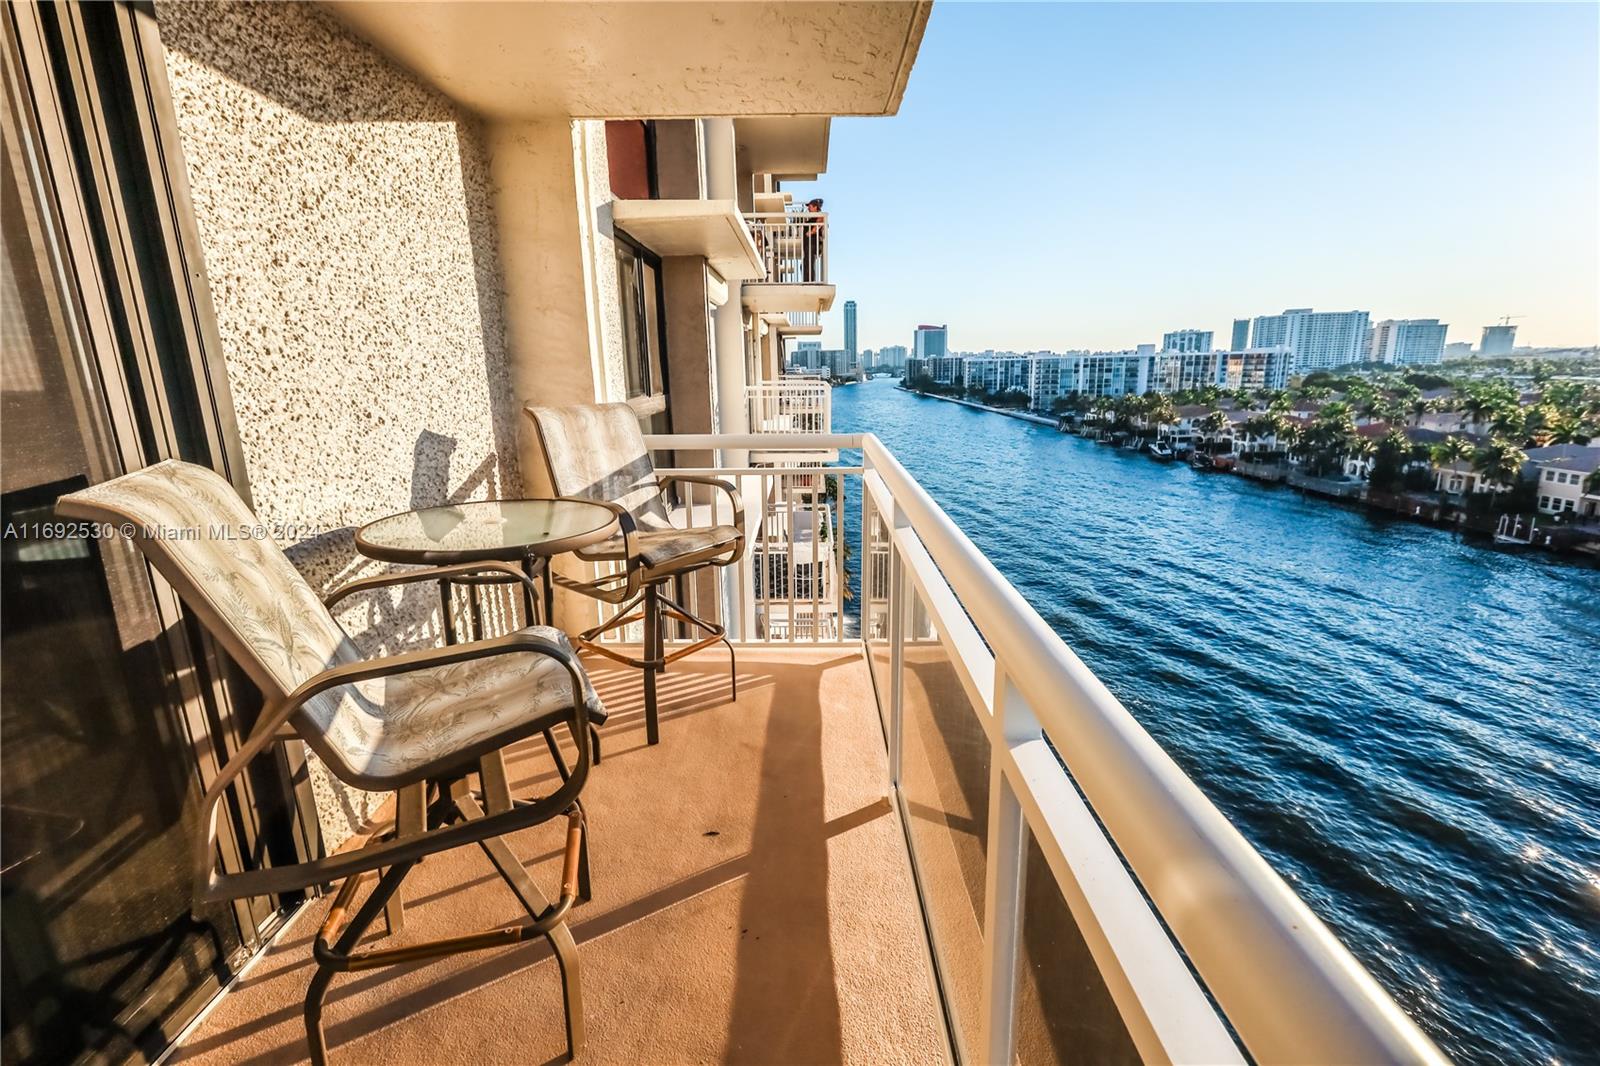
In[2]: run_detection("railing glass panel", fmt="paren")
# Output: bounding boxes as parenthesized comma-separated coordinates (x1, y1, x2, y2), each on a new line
(899, 577, 990, 1062)
(1014, 828, 1142, 1065)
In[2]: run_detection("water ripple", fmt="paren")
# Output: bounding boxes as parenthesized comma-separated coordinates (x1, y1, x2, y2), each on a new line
(838, 381, 1600, 1065)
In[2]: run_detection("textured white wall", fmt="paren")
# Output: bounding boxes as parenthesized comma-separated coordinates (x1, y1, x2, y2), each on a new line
(157, 0, 522, 848)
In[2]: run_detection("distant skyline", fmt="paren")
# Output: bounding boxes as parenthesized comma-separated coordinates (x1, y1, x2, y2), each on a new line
(789, 2, 1598, 354)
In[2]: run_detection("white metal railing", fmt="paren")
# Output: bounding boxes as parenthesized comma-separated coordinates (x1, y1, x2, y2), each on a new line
(744, 211, 827, 285)
(642, 431, 1446, 1066)
(785, 309, 821, 330)
(747, 379, 831, 435)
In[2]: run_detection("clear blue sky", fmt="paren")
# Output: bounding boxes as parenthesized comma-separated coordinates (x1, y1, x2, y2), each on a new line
(791, 2, 1598, 353)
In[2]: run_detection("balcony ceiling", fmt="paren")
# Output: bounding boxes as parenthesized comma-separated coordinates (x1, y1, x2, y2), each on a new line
(736, 117, 831, 180)
(611, 199, 765, 281)
(742, 282, 837, 315)
(323, 2, 931, 121)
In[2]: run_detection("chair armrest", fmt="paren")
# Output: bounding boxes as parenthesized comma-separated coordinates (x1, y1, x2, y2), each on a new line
(657, 474, 746, 565)
(192, 630, 589, 904)
(552, 496, 645, 602)
(323, 560, 538, 608)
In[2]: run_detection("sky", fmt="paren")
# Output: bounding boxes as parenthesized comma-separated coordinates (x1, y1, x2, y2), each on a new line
(790, 2, 1599, 354)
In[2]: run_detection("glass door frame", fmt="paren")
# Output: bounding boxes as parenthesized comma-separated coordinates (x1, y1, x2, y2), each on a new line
(4, 0, 321, 1051)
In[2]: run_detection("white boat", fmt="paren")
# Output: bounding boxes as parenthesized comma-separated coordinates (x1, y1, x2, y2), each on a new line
(1147, 441, 1175, 461)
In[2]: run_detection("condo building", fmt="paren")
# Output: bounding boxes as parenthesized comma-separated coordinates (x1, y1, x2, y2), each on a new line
(1368, 319, 1448, 365)
(1250, 308, 1371, 371)
(1, 4, 1442, 1066)
(844, 299, 858, 363)
(1162, 329, 1214, 353)
(961, 353, 1034, 395)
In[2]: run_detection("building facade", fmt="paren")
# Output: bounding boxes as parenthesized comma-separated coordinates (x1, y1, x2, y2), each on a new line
(1368, 319, 1447, 365)
(913, 323, 949, 360)
(876, 343, 909, 372)
(1250, 308, 1371, 371)
(1230, 318, 1251, 350)
(1480, 324, 1517, 356)
(844, 299, 858, 363)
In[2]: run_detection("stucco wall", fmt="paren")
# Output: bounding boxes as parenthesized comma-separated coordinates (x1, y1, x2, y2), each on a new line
(156, 0, 520, 848)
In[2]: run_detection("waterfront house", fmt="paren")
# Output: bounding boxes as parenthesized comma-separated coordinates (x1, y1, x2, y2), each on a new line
(1525, 444, 1600, 517)
(3, 3, 1443, 1065)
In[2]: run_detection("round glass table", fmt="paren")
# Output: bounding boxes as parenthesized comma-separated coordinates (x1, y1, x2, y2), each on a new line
(356, 498, 617, 638)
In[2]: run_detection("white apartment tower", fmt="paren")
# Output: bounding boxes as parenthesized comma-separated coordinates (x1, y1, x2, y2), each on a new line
(1368, 319, 1447, 366)
(1250, 308, 1371, 371)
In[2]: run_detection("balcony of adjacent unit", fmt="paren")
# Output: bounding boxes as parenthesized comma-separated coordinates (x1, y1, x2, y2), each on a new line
(741, 200, 836, 316)
(170, 432, 1445, 1066)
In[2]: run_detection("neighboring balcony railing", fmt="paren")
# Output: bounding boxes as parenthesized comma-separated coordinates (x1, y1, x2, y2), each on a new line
(638, 431, 1446, 1066)
(747, 379, 831, 435)
(744, 211, 827, 285)
(784, 309, 820, 330)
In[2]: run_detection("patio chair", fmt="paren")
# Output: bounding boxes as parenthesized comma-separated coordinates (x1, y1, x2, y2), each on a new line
(57, 460, 606, 1064)
(526, 403, 744, 745)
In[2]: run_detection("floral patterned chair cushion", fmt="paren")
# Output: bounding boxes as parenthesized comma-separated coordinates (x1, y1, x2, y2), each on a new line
(59, 460, 604, 790)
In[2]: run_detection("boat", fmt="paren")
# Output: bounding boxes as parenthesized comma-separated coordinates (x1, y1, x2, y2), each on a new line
(1147, 441, 1175, 461)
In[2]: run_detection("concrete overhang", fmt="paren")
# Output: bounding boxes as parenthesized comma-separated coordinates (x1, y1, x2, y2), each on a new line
(736, 117, 832, 180)
(323, 2, 931, 121)
(742, 283, 837, 315)
(612, 199, 764, 281)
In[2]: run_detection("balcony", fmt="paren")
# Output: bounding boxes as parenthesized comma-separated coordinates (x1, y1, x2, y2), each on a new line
(171, 433, 1443, 1064)
(742, 212, 836, 315)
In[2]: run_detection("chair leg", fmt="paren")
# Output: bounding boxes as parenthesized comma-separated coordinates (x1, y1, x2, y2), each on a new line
(540, 731, 592, 903)
(305, 863, 414, 1066)
(642, 584, 660, 745)
(477, 832, 584, 1060)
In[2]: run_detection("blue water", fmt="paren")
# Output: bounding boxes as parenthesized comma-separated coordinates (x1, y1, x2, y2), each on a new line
(835, 378, 1600, 1065)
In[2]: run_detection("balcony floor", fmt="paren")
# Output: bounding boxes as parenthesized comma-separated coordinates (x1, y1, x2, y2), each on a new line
(173, 647, 948, 1065)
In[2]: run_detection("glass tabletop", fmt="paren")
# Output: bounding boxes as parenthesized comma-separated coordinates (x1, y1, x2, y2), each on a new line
(355, 498, 616, 563)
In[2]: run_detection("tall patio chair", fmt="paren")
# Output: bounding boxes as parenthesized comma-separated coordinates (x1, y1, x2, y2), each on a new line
(57, 460, 607, 1064)
(526, 403, 744, 745)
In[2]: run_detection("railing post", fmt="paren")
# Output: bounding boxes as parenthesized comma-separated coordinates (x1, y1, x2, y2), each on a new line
(979, 663, 1040, 1066)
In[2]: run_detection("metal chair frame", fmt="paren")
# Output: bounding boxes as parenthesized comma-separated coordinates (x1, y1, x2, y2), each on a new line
(58, 479, 598, 1063)
(529, 423, 748, 746)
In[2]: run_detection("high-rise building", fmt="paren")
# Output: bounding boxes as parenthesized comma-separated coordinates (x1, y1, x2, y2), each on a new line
(1162, 329, 1213, 353)
(913, 324, 948, 360)
(1445, 341, 1473, 361)
(1250, 308, 1370, 371)
(1230, 318, 1251, 350)
(843, 300, 857, 362)
(1368, 319, 1447, 366)
(1480, 324, 1517, 356)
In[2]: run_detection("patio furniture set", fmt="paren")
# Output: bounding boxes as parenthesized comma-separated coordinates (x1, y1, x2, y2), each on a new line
(57, 402, 746, 1064)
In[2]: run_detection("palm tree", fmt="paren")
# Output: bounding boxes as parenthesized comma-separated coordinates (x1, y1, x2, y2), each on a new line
(1471, 437, 1528, 492)
(1367, 429, 1414, 492)
(1198, 409, 1231, 455)
(1431, 435, 1474, 466)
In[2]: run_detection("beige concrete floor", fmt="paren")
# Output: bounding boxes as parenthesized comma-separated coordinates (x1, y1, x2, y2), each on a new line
(172, 646, 949, 1066)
